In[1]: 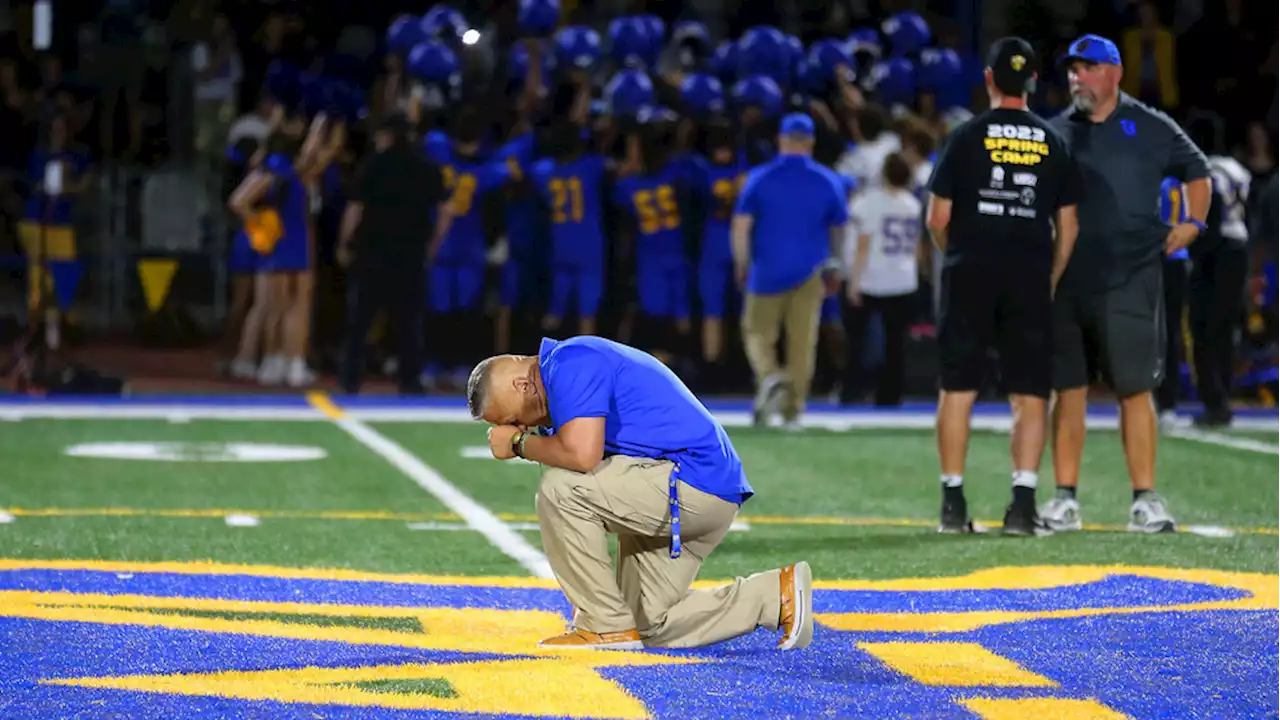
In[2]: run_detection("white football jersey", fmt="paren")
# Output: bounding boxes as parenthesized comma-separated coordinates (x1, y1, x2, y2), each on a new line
(835, 133, 902, 193)
(1209, 155, 1252, 241)
(912, 160, 933, 198)
(846, 187, 924, 297)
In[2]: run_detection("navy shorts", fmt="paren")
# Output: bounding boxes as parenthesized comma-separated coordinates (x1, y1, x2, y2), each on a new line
(429, 263, 485, 313)
(698, 257, 738, 318)
(548, 263, 604, 318)
(637, 256, 691, 320)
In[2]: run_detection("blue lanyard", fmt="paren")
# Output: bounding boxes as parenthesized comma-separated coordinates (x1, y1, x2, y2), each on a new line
(668, 462, 682, 559)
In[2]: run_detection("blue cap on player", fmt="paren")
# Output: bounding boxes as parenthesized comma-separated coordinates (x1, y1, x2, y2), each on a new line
(1059, 34, 1121, 66)
(780, 112, 814, 137)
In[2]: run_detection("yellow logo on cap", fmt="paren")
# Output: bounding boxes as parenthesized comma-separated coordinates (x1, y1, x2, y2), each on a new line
(1010, 55, 1026, 71)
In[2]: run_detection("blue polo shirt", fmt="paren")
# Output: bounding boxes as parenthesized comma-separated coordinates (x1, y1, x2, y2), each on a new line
(735, 155, 849, 294)
(537, 336, 753, 504)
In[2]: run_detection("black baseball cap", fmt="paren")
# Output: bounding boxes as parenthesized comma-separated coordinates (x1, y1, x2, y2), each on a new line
(986, 36, 1037, 96)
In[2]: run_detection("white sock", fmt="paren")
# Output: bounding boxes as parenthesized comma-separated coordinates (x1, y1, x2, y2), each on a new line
(940, 474, 963, 488)
(1012, 471, 1038, 489)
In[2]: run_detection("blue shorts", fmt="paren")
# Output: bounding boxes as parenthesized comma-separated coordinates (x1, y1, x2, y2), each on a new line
(821, 294, 842, 323)
(548, 263, 604, 318)
(429, 263, 485, 313)
(228, 230, 258, 275)
(637, 256, 691, 320)
(500, 258, 542, 308)
(698, 257, 738, 318)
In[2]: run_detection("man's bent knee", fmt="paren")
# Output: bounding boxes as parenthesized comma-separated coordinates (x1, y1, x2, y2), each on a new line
(537, 467, 583, 508)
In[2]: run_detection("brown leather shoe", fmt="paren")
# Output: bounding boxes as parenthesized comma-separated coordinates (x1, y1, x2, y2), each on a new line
(777, 561, 814, 650)
(538, 628, 644, 650)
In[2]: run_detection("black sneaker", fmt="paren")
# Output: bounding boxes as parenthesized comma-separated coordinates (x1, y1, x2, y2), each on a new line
(938, 493, 976, 533)
(1001, 503, 1054, 537)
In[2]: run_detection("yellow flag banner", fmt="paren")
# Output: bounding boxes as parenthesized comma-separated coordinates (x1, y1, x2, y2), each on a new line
(136, 258, 178, 313)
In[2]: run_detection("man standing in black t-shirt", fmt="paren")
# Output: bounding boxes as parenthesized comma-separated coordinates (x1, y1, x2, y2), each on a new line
(926, 37, 1082, 536)
(337, 113, 452, 395)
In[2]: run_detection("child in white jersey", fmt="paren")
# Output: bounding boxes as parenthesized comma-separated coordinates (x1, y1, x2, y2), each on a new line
(840, 152, 923, 406)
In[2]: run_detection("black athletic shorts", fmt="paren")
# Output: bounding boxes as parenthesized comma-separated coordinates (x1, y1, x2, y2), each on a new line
(1052, 261, 1165, 396)
(937, 262, 1053, 399)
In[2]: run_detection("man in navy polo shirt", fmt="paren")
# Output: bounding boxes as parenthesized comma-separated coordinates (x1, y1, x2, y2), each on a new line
(465, 336, 814, 651)
(732, 112, 850, 428)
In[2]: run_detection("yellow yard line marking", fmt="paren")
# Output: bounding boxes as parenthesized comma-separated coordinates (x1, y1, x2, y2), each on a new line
(858, 641, 1059, 687)
(3, 506, 1276, 536)
(305, 391, 346, 420)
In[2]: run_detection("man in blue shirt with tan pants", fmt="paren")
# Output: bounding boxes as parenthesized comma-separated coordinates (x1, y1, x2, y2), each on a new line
(466, 336, 814, 651)
(733, 113, 850, 428)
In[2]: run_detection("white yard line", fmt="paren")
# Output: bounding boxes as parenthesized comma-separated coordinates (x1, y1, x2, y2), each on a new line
(223, 513, 261, 527)
(6, 402, 1275, 433)
(306, 394, 554, 579)
(0, 405, 323, 421)
(1165, 427, 1279, 455)
(408, 520, 543, 532)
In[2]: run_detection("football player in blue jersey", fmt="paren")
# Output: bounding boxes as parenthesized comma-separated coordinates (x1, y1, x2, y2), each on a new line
(532, 121, 612, 340)
(423, 105, 516, 388)
(493, 39, 556, 355)
(685, 121, 749, 384)
(612, 108, 697, 368)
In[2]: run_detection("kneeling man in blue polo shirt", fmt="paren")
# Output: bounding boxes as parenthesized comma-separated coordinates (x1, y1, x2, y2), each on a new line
(466, 335, 814, 650)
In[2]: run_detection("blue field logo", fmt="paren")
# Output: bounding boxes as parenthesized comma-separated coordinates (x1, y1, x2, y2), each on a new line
(1, 560, 1276, 719)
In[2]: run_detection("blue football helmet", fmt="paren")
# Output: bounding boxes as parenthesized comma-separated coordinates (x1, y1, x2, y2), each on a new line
(517, 0, 559, 37)
(420, 6, 469, 43)
(608, 16, 650, 69)
(680, 72, 725, 116)
(604, 68, 655, 116)
(881, 11, 930, 57)
(554, 25, 602, 71)
(731, 74, 784, 119)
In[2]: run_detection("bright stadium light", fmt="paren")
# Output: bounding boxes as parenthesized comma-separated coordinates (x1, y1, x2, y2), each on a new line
(462, 29, 480, 46)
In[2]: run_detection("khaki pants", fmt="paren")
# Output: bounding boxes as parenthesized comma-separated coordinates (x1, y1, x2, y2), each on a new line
(741, 271, 827, 418)
(536, 455, 782, 648)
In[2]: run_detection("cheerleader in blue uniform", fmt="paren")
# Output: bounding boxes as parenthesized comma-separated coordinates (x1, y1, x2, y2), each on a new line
(227, 113, 345, 386)
(222, 138, 264, 378)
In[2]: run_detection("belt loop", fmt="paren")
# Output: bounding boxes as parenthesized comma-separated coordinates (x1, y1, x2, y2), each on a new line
(668, 462, 681, 559)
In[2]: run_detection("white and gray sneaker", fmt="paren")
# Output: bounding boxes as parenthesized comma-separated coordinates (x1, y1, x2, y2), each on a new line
(1129, 492, 1177, 533)
(752, 372, 789, 427)
(1038, 496, 1084, 532)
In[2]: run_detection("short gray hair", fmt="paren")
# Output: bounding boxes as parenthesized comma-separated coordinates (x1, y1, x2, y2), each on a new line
(466, 357, 498, 420)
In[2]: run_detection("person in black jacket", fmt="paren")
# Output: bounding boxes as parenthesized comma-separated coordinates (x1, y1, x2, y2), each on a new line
(336, 113, 452, 394)
(1185, 118, 1253, 428)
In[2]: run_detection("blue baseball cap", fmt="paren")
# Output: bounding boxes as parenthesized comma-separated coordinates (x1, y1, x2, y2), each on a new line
(780, 112, 815, 137)
(1058, 34, 1121, 66)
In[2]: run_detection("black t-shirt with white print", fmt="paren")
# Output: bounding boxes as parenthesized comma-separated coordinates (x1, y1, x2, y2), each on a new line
(928, 107, 1082, 273)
